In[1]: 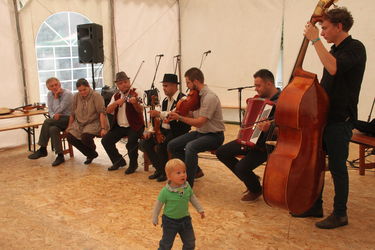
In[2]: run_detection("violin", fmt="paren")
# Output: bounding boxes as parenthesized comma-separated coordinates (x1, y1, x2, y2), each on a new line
(175, 89, 200, 116)
(151, 95, 165, 144)
(0, 103, 46, 115)
(124, 88, 142, 104)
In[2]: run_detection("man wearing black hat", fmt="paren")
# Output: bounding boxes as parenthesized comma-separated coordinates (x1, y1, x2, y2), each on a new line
(101, 71, 145, 174)
(142, 73, 191, 181)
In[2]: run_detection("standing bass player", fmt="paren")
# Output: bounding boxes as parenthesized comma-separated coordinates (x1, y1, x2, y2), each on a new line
(293, 7, 366, 229)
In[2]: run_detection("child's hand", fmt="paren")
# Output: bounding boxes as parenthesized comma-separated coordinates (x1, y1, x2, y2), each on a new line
(152, 218, 158, 226)
(200, 211, 205, 219)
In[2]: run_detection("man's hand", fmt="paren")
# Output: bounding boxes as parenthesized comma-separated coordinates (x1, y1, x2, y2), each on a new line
(304, 22, 319, 41)
(100, 128, 107, 137)
(128, 96, 138, 105)
(53, 88, 63, 99)
(168, 111, 180, 121)
(53, 113, 61, 120)
(115, 98, 126, 107)
(200, 211, 205, 219)
(256, 120, 271, 132)
(143, 132, 152, 140)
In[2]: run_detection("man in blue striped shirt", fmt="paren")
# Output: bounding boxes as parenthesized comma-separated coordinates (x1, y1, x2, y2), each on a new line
(28, 77, 73, 166)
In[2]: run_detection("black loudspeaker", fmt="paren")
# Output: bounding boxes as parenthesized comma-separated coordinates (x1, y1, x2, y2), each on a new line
(77, 23, 104, 64)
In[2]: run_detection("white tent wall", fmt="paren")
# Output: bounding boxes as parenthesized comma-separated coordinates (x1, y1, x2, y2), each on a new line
(0, 0, 28, 148)
(179, 0, 283, 108)
(114, 0, 179, 97)
(284, 0, 375, 121)
(18, 0, 112, 104)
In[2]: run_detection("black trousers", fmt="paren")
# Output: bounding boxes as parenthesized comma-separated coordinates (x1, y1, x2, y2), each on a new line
(141, 128, 176, 175)
(66, 132, 97, 158)
(101, 124, 143, 167)
(216, 140, 267, 193)
(316, 121, 353, 216)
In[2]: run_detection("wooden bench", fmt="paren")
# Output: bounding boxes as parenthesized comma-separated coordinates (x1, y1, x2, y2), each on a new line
(351, 131, 375, 175)
(0, 122, 43, 151)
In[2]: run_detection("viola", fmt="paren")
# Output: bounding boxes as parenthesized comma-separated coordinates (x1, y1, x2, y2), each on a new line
(175, 89, 200, 116)
(262, 0, 335, 215)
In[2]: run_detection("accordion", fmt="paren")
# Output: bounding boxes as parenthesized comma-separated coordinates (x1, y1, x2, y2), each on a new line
(237, 97, 275, 147)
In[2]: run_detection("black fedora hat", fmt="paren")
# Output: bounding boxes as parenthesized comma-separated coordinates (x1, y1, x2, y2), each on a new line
(161, 74, 179, 84)
(115, 71, 130, 83)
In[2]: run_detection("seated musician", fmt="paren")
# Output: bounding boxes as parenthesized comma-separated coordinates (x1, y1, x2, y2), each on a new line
(167, 67, 225, 188)
(66, 78, 108, 164)
(101, 71, 144, 174)
(28, 77, 73, 166)
(216, 69, 280, 202)
(142, 74, 191, 182)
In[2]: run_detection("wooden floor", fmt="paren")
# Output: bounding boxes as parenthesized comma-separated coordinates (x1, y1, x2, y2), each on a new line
(0, 124, 374, 249)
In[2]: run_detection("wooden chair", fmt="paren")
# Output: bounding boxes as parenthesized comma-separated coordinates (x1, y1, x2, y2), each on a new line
(350, 130, 375, 175)
(59, 130, 74, 158)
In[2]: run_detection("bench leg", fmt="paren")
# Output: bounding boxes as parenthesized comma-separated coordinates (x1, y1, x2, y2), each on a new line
(359, 145, 366, 175)
(144, 152, 150, 171)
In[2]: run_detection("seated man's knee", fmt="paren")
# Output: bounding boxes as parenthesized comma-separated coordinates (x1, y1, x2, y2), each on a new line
(167, 140, 175, 153)
(43, 118, 55, 126)
(81, 133, 94, 144)
(48, 125, 60, 135)
(66, 133, 75, 144)
(215, 146, 225, 160)
(185, 142, 198, 155)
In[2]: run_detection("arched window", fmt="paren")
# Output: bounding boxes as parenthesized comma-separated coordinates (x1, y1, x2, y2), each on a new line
(36, 12, 103, 103)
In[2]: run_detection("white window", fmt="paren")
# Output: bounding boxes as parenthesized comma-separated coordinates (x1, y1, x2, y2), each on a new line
(36, 12, 103, 103)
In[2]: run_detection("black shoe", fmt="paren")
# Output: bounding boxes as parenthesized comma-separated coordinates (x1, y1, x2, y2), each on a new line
(84, 151, 98, 165)
(148, 171, 161, 180)
(108, 159, 126, 171)
(156, 174, 167, 182)
(290, 206, 323, 218)
(195, 169, 204, 179)
(125, 165, 138, 175)
(52, 154, 65, 167)
(28, 148, 47, 159)
(315, 213, 348, 229)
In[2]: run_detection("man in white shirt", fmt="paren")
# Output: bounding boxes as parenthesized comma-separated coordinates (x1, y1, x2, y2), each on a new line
(101, 71, 144, 174)
(142, 74, 191, 182)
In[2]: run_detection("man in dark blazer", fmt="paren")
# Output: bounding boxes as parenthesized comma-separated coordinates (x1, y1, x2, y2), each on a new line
(142, 74, 191, 181)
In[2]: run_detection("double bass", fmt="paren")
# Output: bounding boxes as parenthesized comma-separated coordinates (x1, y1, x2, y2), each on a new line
(262, 0, 336, 215)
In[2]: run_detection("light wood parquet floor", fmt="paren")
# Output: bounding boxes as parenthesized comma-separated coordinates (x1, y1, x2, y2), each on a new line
(0, 124, 374, 249)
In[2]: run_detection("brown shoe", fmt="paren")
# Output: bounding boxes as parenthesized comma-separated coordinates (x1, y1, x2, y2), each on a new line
(240, 190, 262, 202)
(195, 169, 204, 179)
(315, 213, 348, 229)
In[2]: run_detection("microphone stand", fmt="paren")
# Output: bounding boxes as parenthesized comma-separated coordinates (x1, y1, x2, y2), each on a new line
(227, 86, 255, 125)
(174, 55, 182, 92)
(199, 50, 211, 69)
(144, 54, 163, 127)
(367, 97, 375, 122)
